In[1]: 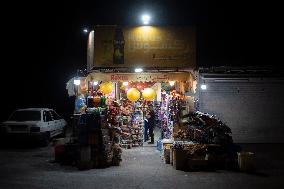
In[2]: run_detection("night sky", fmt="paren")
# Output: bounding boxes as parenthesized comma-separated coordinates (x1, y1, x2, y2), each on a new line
(1, 0, 280, 121)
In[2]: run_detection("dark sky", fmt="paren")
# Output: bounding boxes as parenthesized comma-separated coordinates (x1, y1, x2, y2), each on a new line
(1, 0, 280, 121)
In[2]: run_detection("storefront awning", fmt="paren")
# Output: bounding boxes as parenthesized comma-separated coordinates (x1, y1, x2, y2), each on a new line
(86, 72, 192, 82)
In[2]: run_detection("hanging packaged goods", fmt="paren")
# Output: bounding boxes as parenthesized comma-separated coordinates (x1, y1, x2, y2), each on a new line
(87, 26, 196, 70)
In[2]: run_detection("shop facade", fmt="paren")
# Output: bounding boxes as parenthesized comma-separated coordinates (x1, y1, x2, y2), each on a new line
(84, 25, 197, 142)
(63, 25, 284, 171)
(84, 25, 196, 131)
(62, 25, 205, 169)
(65, 24, 284, 172)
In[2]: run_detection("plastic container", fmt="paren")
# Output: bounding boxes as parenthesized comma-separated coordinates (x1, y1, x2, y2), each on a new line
(238, 152, 255, 172)
(157, 140, 163, 151)
(54, 144, 65, 162)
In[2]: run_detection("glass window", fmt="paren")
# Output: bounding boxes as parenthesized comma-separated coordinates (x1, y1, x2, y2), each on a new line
(9, 110, 41, 121)
(43, 111, 53, 122)
(50, 110, 61, 120)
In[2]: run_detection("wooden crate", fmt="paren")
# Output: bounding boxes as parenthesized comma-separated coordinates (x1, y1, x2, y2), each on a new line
(77, 146, 93, 170)
(164, 149, 171, 164)
(173, 149, 187, 170)
(170, 148, 173, 165)
(187, 158, 208, 171)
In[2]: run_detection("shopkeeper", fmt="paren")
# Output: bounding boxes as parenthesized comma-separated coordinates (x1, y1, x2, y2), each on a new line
(144, 116, 149, 142)
(147, 104, 155, 144)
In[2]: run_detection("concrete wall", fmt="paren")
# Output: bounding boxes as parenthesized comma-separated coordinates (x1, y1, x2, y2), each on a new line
(198, 75, 284, 143)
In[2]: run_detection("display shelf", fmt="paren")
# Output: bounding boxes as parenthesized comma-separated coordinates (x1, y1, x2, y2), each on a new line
(130, 103, 144, 147)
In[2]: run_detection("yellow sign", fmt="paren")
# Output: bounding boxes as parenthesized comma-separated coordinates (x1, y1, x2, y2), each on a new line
(88, 26, 196, 69)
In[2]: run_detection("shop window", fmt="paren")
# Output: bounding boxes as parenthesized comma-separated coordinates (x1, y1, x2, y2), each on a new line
(50, 110, 61, 120)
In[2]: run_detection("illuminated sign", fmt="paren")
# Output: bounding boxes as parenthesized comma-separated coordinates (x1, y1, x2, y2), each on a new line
(88, 26, 196, 69)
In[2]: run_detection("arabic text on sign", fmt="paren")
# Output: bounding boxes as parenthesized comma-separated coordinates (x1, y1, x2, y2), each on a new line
(111, 75, 129, 81)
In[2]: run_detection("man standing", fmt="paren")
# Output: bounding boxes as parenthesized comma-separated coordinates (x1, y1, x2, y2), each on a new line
(144, 116, 149, 142)
(147, 105, 155, 144)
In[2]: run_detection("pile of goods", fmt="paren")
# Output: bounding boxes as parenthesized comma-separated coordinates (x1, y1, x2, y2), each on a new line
(131, 103, 144, 147)
(174, 111, 232, 145)
(119, 100, 133, 148)
(168, 111, 241, 171)
(119, 116, 132, 148)
(118, 100, 144, 148)
(54, 110, 123, 170)
(54, 96, 124, 170)
(159, 90, 186, 139)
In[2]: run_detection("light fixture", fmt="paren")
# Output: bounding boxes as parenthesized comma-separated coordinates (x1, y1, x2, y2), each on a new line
(169, 81, 175, 86)
(201, 84, 207, 90)
(74, 79, 81, 86)
(93, 81, 98, 86)
(135, 68, 143, 73)
(141, 14, 150, 25)
(123, 82, 129, 86)
(83, 28, 88, 33)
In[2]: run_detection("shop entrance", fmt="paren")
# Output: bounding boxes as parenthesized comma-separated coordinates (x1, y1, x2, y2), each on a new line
(68, 72, 194, 167)
(75, 72, 195, 148)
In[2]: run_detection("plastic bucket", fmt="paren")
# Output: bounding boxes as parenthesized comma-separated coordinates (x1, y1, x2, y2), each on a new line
(238, 152, 255, 172)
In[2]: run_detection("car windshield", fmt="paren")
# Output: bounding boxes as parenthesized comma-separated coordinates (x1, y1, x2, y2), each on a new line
(9, 110, 41, 121)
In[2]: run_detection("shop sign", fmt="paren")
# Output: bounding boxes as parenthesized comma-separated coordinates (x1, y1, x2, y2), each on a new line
(88, 26, 196, 70)
(87, 72, 192, 82)
(110, 73, 169, 82)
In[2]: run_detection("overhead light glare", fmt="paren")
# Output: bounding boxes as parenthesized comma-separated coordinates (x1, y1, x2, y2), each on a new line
(201, 84, 207, 90)
(74, 79, 81, 86)
(93, 81, 98, 86)
(141, 14, 150, 25)
(169, 81, 175, 86)
(135, 68, 143, 73)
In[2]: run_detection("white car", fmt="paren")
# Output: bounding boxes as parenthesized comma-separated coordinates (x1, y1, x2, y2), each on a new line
(0, 108, 67, 145)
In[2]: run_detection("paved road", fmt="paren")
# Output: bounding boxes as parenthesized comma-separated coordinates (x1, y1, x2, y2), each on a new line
(0, 143, 283, 189)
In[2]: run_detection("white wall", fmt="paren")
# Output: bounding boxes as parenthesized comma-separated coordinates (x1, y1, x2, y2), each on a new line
(198, 77, 284, 143)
